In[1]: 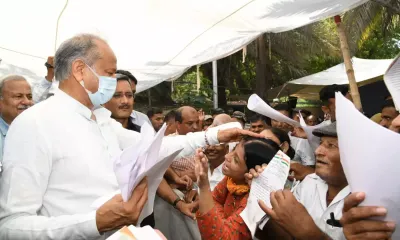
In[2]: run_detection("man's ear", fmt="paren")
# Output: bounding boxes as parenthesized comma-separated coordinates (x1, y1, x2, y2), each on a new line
(71, 59, 86, 82)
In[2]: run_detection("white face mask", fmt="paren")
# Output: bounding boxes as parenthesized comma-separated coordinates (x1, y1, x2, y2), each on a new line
(81, 64, 117, 108)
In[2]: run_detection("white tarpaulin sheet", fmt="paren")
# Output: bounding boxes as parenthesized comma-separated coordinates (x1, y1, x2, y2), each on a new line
(0, 0, 368, 92)
(268, 57, 393, 100)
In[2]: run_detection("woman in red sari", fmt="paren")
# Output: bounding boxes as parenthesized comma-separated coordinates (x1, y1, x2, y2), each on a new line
(195, 136, 280, 240)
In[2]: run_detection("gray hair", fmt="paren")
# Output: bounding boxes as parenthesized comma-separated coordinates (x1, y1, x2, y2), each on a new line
(54, 34, 105, 81)
(0, 75, 27, 98)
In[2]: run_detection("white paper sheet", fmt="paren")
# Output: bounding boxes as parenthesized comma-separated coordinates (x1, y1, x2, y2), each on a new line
(137, 148, 183, 224)
(92, 123, 184, 225)
(336, 92, 400, 239)
(247, 94, 300, 127)
(115, 122, 161, 202)
(240, 151, 290, 237)
(384, 54, 400, 110)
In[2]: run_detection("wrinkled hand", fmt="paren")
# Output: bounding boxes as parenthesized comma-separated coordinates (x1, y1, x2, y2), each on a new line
(176, 200, 199, 220)
(259, 190, 319, 239)
(217, 128, 263, 143)
(288, 163, 314, 181)
(291, 127, 307, 139)
(184, 189, 199, 203)
(194, 148, 210, 190)
(340, 192, 396, 240)
(198, 109, 205, 122)
(174, 174, 193, 191)
(244, 164, 267, 186)
(96, 177, 148, 233)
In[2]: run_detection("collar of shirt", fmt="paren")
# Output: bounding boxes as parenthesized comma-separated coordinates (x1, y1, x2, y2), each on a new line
(0, 117, 9, 137)
(55, 89, 93, 121)
(313, 174, 350, 208)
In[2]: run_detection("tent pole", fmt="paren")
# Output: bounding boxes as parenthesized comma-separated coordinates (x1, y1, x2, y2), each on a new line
(212, 60, 218, 108)
(334, 15, 362, 111)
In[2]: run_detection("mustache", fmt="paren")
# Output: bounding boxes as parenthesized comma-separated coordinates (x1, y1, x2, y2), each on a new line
(17, 105, 30, 111)
(118, 104, 131, 109)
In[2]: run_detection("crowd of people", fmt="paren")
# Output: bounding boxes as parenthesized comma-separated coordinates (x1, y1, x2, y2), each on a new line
(0, 33, 397, 240)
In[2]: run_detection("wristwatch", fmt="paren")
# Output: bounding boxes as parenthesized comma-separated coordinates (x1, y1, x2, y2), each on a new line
(45, 62, 54, 69)
(172, 197, 183, 209)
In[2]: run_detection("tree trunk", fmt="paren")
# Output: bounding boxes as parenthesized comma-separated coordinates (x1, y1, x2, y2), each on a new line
(255, 34, 273, 100)
(255, 34, 267, 99)
(373, 0, 400, 14)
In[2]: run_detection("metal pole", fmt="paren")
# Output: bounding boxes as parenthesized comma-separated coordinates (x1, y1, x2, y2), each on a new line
(212, 60, 218, 108)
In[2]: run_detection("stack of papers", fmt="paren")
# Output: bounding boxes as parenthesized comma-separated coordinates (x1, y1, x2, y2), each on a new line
(336, 92, 400, 239)
(106, 225, 164, 240)
(240, 151, 291, 237)
(92, 123, 183, 225)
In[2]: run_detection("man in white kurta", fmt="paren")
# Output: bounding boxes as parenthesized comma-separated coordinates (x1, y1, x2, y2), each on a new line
(0, 34, 253, 240)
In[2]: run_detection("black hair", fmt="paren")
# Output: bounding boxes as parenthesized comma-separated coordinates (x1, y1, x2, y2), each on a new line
(381, 99, 397, 111)
(164, 110, 176, 122)
(243, 137, 279, 170)
(269, 127, 296, 159)
(273, 103, 293, 119)
(116, 73, 132, 86)
(319, 84, 349, 103)
(116, 69, 138, 85)
(147, 108, 163, 119)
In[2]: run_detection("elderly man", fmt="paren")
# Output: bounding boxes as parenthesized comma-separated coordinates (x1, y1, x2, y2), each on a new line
(0, 34, 257, 240)
(0, 75, 34, 162)
(254, 122, 348, 240)
(103, 74, 141, 132)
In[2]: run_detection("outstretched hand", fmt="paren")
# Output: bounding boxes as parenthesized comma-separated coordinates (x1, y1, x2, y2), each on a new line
(194, 148, 210, 190)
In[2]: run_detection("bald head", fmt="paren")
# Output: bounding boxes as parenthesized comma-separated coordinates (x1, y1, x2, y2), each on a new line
(176, 106, 200, 135)
(211, 114, 232, 127)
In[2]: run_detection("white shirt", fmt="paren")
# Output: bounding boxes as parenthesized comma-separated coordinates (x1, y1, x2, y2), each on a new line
(208, 164, 224, 191)
(0, 90, 220, 240)
(131, 110, 151, 127)
(290, 135, 316, 166)
(293, 173, 350, 240)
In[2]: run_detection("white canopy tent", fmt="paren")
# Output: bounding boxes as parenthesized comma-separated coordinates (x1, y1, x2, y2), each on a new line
(0, 0, 368, 93)
(268, 57, 394, 100)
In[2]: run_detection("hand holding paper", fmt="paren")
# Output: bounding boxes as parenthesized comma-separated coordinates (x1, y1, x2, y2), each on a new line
(240, 151, 291, 237)
(336, 92, 400, 239)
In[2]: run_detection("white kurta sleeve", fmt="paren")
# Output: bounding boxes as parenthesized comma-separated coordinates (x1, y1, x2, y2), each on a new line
(0, 114, 101, 239)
